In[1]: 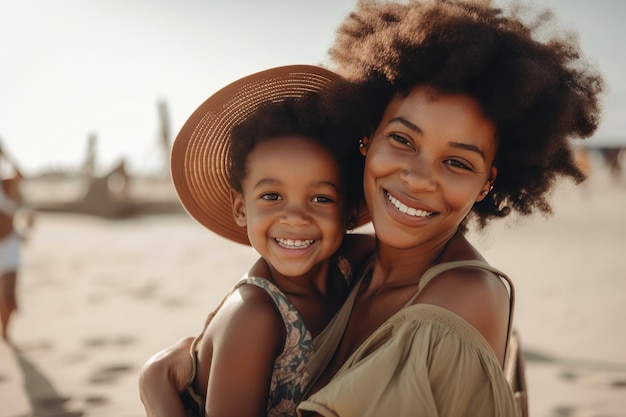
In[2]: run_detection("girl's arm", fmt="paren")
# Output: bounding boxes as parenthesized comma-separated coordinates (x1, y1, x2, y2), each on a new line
(139, 259, 279, 417)
(200, 284, 284, 417)
(139, 284, 285, 417)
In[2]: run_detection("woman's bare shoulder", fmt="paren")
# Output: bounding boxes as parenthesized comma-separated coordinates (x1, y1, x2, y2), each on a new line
(419, 267, 510, 363)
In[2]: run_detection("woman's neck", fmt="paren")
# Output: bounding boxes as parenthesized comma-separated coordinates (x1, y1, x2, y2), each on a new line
(370, 230, 468, 288)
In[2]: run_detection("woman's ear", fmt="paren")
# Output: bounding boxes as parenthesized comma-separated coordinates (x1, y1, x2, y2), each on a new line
(231, 190, 247, 227)
(359, 136, 370, 156)
(476, 166, 498, 202)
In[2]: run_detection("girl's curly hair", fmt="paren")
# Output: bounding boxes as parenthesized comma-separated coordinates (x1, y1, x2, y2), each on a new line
(328, 0, 605, 229)
(228, 89, 366, 229)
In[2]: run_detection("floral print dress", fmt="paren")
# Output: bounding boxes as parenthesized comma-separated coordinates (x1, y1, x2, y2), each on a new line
(185, 255, 353, 417)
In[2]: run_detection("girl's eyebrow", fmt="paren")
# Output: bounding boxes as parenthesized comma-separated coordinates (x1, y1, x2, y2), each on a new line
(389, 117, 486, 160)
(252, 178, 281, 190)
(253, 178, 340, 192)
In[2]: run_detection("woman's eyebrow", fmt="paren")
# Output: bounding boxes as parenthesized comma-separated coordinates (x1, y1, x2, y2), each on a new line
(389, 117, 487, 160)
(449, 141, 486, 160)
(388, 116, 422, 134)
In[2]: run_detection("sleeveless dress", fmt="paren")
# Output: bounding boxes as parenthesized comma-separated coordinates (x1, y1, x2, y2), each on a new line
(184, 255, 354, 417)
(297, 259, 520, 417)
(0, 182, 19, 275)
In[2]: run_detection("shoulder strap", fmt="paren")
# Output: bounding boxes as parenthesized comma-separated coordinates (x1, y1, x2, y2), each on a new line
(184, 275, 253, 412)
(185, 275, 290, 398)
(301, 255, 374, 399)
(241, 276, 293, 311)
(407, 259, 516, 368)
(420, 260, 510, 292)
(186, 275, 269, 376)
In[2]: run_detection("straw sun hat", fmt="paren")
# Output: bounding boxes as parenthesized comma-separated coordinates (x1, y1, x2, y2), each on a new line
(170, 65, 370, 246)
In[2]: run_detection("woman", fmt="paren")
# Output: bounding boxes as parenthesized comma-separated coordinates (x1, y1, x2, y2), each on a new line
(141, 1, 603, 416)
(297, 0, 602, 415)
(0, 143, 29, 342)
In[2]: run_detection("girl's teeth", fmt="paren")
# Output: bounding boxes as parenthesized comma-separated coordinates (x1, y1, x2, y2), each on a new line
(387, 193, 432, 217)
(275, 238, 314, 248)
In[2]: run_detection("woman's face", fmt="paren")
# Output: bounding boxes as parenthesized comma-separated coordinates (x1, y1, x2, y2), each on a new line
(361, 85, 497, 250)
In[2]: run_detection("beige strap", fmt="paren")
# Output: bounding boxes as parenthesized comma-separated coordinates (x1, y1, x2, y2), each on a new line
(406, 260, 515, 368)
(301, 256, 373, 399)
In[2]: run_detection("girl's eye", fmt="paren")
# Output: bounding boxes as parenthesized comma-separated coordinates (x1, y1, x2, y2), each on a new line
(312, 195, 334, 204)
(444, 159, 472, 171)
(261, 193, 282, 201)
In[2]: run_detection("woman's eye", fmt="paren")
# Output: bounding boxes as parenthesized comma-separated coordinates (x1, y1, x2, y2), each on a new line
(388, 133, 415, 149)
(444, 159, 472, 170)
(261, 193, 282, 201)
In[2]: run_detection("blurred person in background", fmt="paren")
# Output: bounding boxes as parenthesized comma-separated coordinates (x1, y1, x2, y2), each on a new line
(0, 141, 35, 342)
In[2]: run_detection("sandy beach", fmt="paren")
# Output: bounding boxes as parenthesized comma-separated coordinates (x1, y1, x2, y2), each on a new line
(1, 161, 625, 417)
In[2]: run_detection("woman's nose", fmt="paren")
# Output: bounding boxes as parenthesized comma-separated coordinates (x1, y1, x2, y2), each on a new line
(400, 161, 437, 192)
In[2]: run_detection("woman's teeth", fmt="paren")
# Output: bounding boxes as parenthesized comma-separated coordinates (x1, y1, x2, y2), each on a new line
(387, 193, 433, 217)
(275, 238, 314, 249)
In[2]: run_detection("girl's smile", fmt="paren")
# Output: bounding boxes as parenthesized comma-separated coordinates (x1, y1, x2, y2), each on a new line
(232, 135, 346, 279)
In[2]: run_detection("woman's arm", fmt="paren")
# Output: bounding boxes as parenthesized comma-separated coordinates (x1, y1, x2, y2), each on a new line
(139, 337, 195, 417)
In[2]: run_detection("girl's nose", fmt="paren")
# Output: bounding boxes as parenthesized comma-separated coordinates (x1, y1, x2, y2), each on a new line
(279, 205, 312, 226)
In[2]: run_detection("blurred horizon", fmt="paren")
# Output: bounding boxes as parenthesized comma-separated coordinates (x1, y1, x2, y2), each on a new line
(1, 0, 625, 177)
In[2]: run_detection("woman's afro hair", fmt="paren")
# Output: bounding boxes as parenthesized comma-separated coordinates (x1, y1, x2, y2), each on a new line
(328, 0, 605, 229)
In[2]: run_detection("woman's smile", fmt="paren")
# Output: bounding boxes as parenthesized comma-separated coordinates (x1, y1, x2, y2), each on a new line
(385, 190, 434, 218)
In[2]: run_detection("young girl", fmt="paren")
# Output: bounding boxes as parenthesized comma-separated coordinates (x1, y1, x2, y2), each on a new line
(140, 66, 374, 417)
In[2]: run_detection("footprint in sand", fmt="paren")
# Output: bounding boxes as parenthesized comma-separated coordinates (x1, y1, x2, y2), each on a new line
(552, 404, 623, 417)
(559, 368, 626, 390)
(88, 364, 134, 384)
(83, 334, 136, 348)
(131, 281, 159, 300)
(34, 396, 84, 417)
(83, 394, 109, 406)
(83, 337, 108, 348)
(13, 339, 54, 352)
(610, 379, 626, 389)
(112, 334, 135, 347)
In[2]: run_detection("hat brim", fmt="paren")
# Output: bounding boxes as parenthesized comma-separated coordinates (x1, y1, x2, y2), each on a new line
(171, 64, 370, 246)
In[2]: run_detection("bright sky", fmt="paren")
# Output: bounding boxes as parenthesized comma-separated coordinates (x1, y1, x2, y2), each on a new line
(1, 0, 624, 176)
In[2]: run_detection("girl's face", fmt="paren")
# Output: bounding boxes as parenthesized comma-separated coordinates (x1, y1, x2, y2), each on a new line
(232, 135, 346, 278)
(361, 85, 497, 250)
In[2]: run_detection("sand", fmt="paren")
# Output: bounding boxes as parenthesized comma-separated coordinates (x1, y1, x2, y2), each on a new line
(1, 163, 625, 417)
